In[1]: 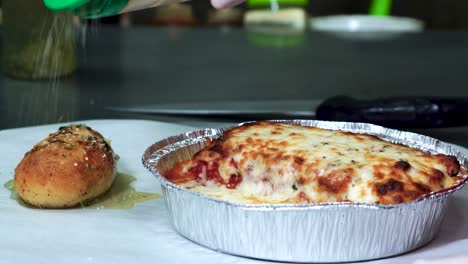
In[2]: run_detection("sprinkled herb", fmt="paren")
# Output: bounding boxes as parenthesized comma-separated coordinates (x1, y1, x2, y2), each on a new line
(59, 124, 90, 131)
(101, 140, 112, 152)
(59, 130, 74, 135)
(50, 139, 74, 149)
(81, 134, 99, 141)
(76, 124, 90, 129)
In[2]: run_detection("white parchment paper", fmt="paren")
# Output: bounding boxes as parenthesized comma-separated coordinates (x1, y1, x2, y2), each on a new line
(0, 119, 466, 264)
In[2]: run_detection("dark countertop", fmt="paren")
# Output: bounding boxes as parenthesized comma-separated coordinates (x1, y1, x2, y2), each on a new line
(1, 25, 468, 147)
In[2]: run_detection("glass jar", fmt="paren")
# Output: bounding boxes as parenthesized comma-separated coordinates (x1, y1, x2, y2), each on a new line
(3, 0, 77, 80)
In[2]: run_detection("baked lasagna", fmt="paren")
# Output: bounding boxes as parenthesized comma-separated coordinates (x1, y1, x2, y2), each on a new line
(165, 121, 464, 204)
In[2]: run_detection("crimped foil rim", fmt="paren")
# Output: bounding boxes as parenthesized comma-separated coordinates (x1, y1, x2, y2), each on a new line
(143, 120, 468, 210)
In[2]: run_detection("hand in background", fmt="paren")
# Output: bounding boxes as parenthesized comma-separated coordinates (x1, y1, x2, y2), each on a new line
(210, 0, 245, 9)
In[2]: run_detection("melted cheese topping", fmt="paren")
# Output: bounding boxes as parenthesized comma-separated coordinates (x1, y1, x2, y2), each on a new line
(165, 122, 463, 204)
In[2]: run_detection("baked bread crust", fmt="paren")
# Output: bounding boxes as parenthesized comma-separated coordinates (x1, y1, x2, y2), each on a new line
(14, 124, 117, 208)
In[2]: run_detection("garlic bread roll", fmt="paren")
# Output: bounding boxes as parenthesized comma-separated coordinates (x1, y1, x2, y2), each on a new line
(14, 124, 117, 208)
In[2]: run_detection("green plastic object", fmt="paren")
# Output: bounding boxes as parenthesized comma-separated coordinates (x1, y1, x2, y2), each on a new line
(43, 0, 90, 11)
(369, 0, 392, 16)
(43, 0, 129, 18)
(248, 0, 309, 8)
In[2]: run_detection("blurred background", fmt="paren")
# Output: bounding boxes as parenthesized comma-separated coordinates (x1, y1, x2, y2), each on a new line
(2, 0, 467, 29)
(1, 0, 468, 146)
(118, 0, 468, 30)
(75, 0, 468, 30)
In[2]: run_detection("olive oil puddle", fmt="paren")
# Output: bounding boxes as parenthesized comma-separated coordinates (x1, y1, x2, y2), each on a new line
(4, 173, 161, 209)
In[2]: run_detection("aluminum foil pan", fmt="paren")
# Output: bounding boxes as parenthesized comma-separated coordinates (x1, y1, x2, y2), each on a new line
(142, 120, 468, 263)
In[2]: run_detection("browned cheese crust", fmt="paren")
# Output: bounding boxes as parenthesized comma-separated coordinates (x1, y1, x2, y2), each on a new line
(165, 122, 465, 205)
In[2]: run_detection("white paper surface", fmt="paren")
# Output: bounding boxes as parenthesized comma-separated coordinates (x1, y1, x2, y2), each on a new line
(0, 119, 467, 264)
